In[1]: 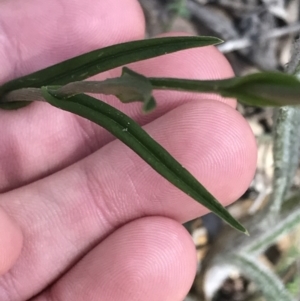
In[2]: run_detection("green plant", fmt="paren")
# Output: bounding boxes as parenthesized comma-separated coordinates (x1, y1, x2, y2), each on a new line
(3, 34, 300, 301)
(167, 0, 190, 19)
(1, 35, 300, 239)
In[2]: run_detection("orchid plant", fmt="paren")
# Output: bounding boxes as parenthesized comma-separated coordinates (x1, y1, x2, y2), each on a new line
(1, 35, 300, 235)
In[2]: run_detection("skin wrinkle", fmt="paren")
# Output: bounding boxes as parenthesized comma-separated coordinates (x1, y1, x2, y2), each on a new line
(119, 153, 155, 217)
(78, 155, 142, 237)
(75, 119, 99, 156)
(0, 270, 21, 301)
(48, 170, 109, 243)
(80, 160, 117, 228)
(95, 171, 141, 227)
(87, 146, 161, 221)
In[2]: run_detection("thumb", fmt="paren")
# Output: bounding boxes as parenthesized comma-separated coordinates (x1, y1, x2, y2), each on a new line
(0, 206, 23, 275)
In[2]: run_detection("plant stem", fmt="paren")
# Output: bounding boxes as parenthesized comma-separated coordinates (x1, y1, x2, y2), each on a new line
(265, 37, 300, 222)
(0, 88, 43, 102)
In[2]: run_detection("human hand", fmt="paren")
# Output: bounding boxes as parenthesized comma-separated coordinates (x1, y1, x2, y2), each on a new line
(0, 0, 257, 300)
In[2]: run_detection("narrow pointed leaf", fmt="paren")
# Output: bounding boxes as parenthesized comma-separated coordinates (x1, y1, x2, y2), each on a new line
(0, 36, 222, 99)
(246, 201, 300, 254)
(267, 107, 300, 220)
(230, 253, 296, 301)
(41, 87, 247, 234)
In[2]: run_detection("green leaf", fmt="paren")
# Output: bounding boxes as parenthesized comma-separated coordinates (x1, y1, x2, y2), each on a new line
(229, 253, 296, 301)
(41, 87, 247, 234)
(267, 107, 300, 220)
(149, 71, 300, 107)
(167, 0, 190, 19)
(0, 36, 222, 99)
(245, 203, 300, 254)
(286, 276, 300, 296)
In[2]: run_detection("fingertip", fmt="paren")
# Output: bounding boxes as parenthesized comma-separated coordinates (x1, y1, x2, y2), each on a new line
(141, 99, 257, 213)
(178, 100, 257, 205)
(49, 217, 197, 301)
(0, 207, 23, 275)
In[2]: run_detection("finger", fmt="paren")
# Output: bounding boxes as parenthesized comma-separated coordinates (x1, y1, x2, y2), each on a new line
(0, 0, 145, 83)
(0, 40, 235, 192)
(0, 207, 23, 276)
(0, 100, 256, 300)
(0, 0, 145, 191)
(0, 1, 235, 192)
(33, 217, 197, 301)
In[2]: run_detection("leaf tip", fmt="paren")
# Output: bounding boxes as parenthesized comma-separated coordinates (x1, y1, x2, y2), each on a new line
(235, 223, 249, 235)
(142, 96, 157, 114)
(214, 37, 224, 45)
